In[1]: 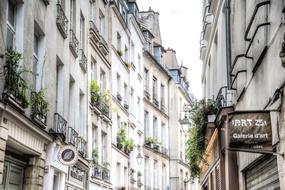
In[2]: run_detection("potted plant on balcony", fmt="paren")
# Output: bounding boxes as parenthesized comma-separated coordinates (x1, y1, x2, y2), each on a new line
(101, 90, 111, 115)
(117, 127, 126, 150)
(145, 137, 154, 147)
(116, 50, 123, 57)
(123, 139, 135, 154)
(186, 99, 218, 178)
(90, 80, 101, 106)
(4, 49, 30, 109)
(92, 148, 99, 164)
(31, 89, 49, 126)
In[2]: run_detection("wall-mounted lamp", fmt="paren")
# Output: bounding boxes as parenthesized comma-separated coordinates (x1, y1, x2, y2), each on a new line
(136, 145, 143, 165)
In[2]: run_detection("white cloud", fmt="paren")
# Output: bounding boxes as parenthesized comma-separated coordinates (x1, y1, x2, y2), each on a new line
(137, 0, 203, 98)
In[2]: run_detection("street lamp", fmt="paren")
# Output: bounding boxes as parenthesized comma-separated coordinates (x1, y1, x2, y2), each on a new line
(136, 145, 143, 165)
(179, 104, 192, 125)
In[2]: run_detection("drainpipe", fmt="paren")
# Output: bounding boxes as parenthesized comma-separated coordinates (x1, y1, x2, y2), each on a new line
(225, 0, 232, 89)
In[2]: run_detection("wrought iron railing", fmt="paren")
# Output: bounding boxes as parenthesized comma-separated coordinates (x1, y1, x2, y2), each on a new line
(89, 20, 100, 43)
(100, 101, 110, 118)
(144, 90, 150, 100)
(102, 167, 110, 182)
(51, 113, 67, 137)
(161, 146, 168, 156)
(215, 86, 233, 110)
(79, 49, 87, 72)
(67, 126, 79, 147)
(31, 91, 48, 125)
(144, 186, 152, 190)
(56, 3, 68, 38)
(153, 97, 159, 107)
(99, 35, 109, 55)
(3, 65, 29, 109)
(69, 29, 79, 57)
(92, 163, 102, 179)
(78, 137, 87, 157)
(161, 103, 166, 113)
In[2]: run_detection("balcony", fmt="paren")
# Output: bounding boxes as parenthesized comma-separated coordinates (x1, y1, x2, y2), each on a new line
(161, 146, 169, 156)
(69, 29, 79, 57)
(161, 103, 166, 113)
(152, 97, 159, 108)
(79, 49, 87, 72)
(56, 3, 68, 38)
(99, 35, 109, 56)
(92, 163, 102, 179)
(2, 65, 29, 111)
(67, 126, 79, 147)
(89, 20, 100, 44)
(117, 93, 122, 102)
(215, 86, 233, 110)
(30, 90, 48, 127)
(144, 90, 150, 100)
(78, 137, 87, 157)
(100, 101, 111, 118)
(49, 113, 67, 139)
(144, 186, 152, 190)
(124, 101, 129, 110)
(102, 167, 110, 182)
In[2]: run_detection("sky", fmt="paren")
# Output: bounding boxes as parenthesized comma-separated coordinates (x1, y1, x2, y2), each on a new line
(136, 0, 203, 98)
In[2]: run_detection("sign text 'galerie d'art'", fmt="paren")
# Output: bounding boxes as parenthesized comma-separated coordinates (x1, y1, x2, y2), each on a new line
(228, 111, 272, 151)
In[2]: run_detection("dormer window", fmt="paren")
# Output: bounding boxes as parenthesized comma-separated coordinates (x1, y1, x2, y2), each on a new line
(154, 46, 161, 63)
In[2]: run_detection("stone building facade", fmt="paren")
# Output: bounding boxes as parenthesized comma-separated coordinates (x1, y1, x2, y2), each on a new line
(200, 0, 285, 189)
(0, 0, 192, 190)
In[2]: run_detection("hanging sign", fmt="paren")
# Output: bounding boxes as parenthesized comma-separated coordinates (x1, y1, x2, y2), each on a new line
(228, 111, 272, 151)
(58, 145, 79, 166)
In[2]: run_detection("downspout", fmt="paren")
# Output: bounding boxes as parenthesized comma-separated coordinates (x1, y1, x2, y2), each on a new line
(225, 0, 232, 89)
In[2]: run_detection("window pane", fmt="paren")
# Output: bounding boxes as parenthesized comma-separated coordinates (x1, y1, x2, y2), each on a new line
(8, 1, 15, 26)
(6, 27, 14, 49)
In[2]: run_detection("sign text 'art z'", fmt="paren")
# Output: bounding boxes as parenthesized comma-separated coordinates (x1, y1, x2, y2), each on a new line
(228, 111, 272, 151)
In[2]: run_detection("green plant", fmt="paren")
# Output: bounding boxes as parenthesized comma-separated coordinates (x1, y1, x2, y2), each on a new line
(117, 127, 127, 143)
(90, 80, 101, 104)
(145, 137, 154, 145)
(123, 139, 135, 153)
(102, 162, 110, 168)
(5, 48, 22, 70)
(117, 50, 123, 57)
(92, 148, 99, 164)
(186, 99, 218, 178)
(31, 89, 49, 122)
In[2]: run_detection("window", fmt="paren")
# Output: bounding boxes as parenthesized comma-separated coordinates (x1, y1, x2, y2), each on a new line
(117, 114, 121, 129)
(117, 32, 121, 51)
(79, 91, 85, 136)
(68, 77, 75, 128)
(153, 76, 157, 99)
(154, 46, 161, 63)
(91, 57, 97, 80)
(101, 132, 107, 163)
(56, 60, 64, 114)
(154, 160, 158, 189)
(116, 162, 121, 187)
(144, 68, 149, 91)
(6, 0, 16, 49)
(162, 164, 166, 190)
(138, 54, 142, 74)
(33, 34, 40, 91)
(100, 69, 106, 92)
(144, 111, 149, 136)
(99, 11, 105, 37)
(131, 43, 135, 65)
(70, 0, 76, 31)
(80, 12, 85, 50)
(124, 83, 128, 104)
(124, 167, 128, 187)
(161, 123, 166, 147)
(160, 84, 165, 107)
(91, 1, 96, 22)
(124, 45, 128, 62)
(137, 97, 141, 122)
(153, 117, 158, 141)
(92, 125, 98, 150)
(144, 157, 149, 187)
(116, 73, 121, 95)
(130, 88, 134, 113)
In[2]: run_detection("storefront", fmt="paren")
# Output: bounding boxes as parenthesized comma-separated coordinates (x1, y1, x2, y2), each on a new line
(244, 155, 280, 190)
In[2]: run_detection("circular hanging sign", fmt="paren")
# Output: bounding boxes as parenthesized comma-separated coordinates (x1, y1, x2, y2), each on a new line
(58, 145, 79, 166)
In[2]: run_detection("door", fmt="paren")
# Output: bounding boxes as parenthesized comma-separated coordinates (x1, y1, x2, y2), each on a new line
(0, 160, 24, 190)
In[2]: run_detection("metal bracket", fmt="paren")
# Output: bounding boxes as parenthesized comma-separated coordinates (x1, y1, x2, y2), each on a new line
(227, 147, 285, 158)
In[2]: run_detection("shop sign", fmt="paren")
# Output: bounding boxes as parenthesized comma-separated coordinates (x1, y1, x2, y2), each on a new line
(58, 145, 79, 166)
(228, 111, 272, 151)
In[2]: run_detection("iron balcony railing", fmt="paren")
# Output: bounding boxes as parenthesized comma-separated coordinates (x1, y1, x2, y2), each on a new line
(144, 90, 150, 100)
(3, 65, 29, 110)
(144, 186, 152, 190)
(69, 29, 79, 57)
(56, 2, 68, 38)
(92, 163, 103, 179)
(50, 113, 67, 138)
(99, 35, 109, 55)
(100, 101, 110, 118)
(79, 49, 87, 72)
(153, 97, 159, 107)
(102, 167, 110, 182)
(215, 86, 233, 110)
(161, 103, 166, 113)
(67, 126, 79, 147)
(161, 146, 168, 156)
(89, 20, 100, 43)
(78, 137, 87, 157)
(31, 91, 48, 125)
